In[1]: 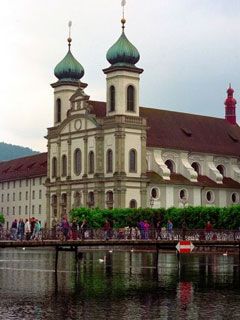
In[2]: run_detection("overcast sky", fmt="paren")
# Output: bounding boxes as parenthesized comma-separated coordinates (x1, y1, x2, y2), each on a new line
(1, 0, 240, 152)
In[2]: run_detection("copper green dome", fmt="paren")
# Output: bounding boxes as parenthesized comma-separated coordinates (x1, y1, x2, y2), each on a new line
(54, 41, 84, 81)
(106, 24, 140, 67)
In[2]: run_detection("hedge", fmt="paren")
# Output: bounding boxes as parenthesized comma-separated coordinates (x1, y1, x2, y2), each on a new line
(70, 205, 240, 230)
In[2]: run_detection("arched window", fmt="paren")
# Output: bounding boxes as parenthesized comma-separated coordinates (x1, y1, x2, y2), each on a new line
(52, 157, 57, 178)
(88, 192, 94, 207)
(191, 162, 201, 175)
(56, 98, 61, 123)
(106, 149, 113, 173)
(74, 191, 81, 207)
(127, 85, 135, 111)
(110, 86, 115, 112)
(129, 149, 137, 172)
(74, 149, 82, 175)
(106, 191, 114, 209)
(165, 160, 175, 173)
(89, 151, 94, 174)
(62, 155, 67, 177)
(129, 199, 137, 208)
(217, 165, 225, 177)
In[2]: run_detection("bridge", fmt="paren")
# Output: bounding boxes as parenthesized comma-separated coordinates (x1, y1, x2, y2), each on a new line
(0, 228, 240, 272)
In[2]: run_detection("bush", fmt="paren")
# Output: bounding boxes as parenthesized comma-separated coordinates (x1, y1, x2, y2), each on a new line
(0, 213, 5, 224)
(69, 205, 240, 230)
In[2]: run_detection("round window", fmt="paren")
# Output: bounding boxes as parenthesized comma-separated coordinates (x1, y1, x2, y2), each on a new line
(179, 189, 187, 200)
(231, 193, 239, 204)
(206, 191, 214, 203)
(151, 187, 159, 199)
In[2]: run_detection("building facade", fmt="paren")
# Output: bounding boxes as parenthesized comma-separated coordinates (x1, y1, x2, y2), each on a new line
(1, 18, 240, 227)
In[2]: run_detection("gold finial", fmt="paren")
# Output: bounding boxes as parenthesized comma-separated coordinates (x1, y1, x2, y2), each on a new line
(68, 21, 72, 48)
(121, 0, 127, 30)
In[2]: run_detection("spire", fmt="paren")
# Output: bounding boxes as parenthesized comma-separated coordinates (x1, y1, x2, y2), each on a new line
(225, 84, 237, 125)
(54, 21, 84, 82)
(106, 1, 140, 68)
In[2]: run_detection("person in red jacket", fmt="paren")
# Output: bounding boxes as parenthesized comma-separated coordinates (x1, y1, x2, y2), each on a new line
(205, 221, 213, 240)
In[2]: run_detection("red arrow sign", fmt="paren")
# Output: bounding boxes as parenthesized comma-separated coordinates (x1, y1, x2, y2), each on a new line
(176, 241, 194, 253)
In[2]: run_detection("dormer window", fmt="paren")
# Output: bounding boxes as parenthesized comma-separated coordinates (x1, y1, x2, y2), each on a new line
(217, 165, 225, 177)
(191, 162, 201, 175)
(56, 98, 61, 123)
(109, 86, 115, 112)
(165, 160, 175, 174)
(127, 85, 135, 112)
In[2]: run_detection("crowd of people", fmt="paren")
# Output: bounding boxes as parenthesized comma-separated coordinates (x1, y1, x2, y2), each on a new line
(10, 217, 41, 241)
(7, 215, 216, 241)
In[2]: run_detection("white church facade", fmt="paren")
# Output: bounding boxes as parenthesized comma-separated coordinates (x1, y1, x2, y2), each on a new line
(1, 17, 240, 228)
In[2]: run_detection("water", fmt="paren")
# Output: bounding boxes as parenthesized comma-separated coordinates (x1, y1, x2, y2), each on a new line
(0, 248, 239, 319)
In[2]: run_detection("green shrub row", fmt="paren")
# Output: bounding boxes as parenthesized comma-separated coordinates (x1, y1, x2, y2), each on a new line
(70, 205, 240, 230)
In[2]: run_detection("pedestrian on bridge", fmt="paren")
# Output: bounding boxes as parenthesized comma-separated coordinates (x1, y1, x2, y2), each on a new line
(17, 219, 25, 241)
(167, 220, 174, 240)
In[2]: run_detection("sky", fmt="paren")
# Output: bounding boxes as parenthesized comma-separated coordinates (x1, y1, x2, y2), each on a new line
(1, 0, 240, 152)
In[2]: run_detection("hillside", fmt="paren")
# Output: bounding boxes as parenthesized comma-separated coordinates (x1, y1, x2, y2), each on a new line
(0, 142, 39, 161)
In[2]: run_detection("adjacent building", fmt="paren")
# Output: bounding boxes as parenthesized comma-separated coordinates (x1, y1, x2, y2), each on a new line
(1, 17, 240, 227)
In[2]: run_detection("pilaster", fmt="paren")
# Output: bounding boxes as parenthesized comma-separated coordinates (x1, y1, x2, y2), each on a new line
(67, 137, 72, 178)
(95, 133, 104, 177)
(83, 136, 88, 177)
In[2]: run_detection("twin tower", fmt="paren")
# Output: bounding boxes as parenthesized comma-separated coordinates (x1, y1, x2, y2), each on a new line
(52, 18, 143, 124)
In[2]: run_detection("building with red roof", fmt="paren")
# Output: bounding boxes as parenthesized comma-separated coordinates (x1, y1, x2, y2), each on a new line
(1, 17, 240, 227)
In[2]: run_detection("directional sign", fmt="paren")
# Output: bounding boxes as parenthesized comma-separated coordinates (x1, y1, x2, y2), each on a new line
(176, 241, 194, 253)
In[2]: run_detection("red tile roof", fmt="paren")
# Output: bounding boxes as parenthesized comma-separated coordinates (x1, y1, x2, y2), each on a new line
(147, 171, 240, 189)
(90, 100, 240, 157)
(0, 153, 47, 182)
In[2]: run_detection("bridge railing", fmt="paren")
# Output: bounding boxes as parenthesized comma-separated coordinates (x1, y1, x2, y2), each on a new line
(1, 227, 240, 241)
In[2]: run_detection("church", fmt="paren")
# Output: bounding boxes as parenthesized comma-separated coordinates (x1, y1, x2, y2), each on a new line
(1, 15, 240, 228)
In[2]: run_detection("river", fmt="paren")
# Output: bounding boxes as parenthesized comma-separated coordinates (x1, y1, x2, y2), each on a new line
(0, 248, 239, 319)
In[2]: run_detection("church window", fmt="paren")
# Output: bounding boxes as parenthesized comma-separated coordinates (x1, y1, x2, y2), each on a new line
(127, 85, 135, 111)
(217, 165, 225, 177)
(110, 86, 115, 112)
(151, 187, 159, 200)
(179, 189, 188, 201)
(106, 149, 113, 173)
(206, 190, 214, 203)
(191, 162, 201, 175)
(56, 98, 61, 123)
(62, 155, 67, 177)
(165, 160, 175, 173)
(89, 151, 94, 174)
(52, 157, 57, 178)
(74, 149, 82, 175)
(129, 149, 137, 172)
(106, 191, 114, 209)
(129, 199, 137, 208)
(231, 192, 239, 204)
(88, 192, 94, 207)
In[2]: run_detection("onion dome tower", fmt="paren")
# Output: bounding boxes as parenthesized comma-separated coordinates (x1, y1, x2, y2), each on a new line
(51, 22, 87, 126)
(54, 37, 84, 82)
(225, 84, 237, 125)
(103, 2, 143, 117)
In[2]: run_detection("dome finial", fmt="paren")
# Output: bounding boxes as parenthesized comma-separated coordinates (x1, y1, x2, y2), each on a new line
(67, 21, 72, 49)
(121, 0, 126, 30)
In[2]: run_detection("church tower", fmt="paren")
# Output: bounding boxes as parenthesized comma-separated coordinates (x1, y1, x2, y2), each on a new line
(103, 15, 143, 117)
(51, 22, 86, 126)
(225, 84, 237, 125)
(102, 3, 148, 209)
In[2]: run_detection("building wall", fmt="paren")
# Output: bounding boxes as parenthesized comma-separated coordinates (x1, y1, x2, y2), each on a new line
(0, 177, 47, 229)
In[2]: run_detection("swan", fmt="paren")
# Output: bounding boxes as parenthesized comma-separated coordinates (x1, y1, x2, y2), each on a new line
(223, 251, 228, 256)
(98, 256, 106, 263)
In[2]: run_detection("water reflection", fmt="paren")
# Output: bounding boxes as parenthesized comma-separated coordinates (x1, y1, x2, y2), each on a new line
(0, 249, 239, 319)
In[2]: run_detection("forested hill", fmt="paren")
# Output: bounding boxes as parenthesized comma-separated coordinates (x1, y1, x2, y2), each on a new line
(0, 142, 39, 161)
